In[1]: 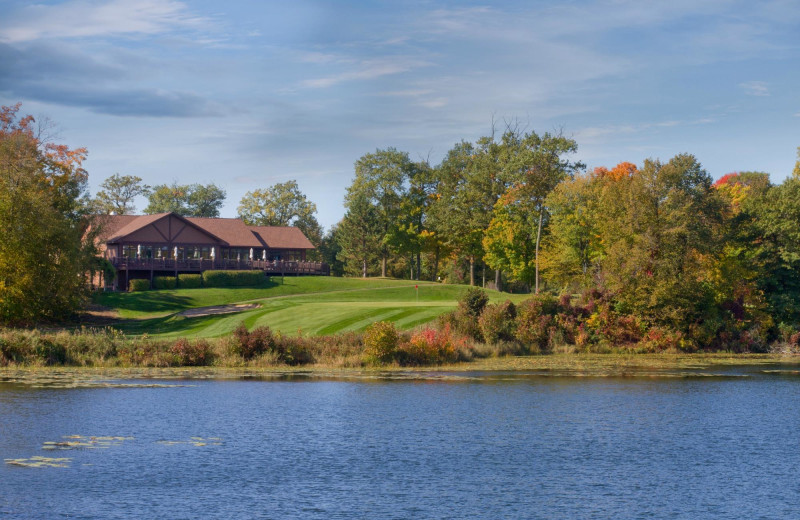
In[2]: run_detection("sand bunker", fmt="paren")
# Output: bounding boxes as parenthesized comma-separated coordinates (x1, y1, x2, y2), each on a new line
(178, 304, 260, 317)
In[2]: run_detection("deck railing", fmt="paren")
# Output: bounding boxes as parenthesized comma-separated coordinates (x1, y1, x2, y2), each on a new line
(110, 257, 329, 276)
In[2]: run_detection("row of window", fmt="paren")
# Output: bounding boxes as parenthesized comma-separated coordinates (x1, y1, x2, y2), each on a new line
(119, 245, 303, 261)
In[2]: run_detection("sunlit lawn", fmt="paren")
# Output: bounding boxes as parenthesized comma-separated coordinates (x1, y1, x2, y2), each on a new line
(95, 276, 530, 338)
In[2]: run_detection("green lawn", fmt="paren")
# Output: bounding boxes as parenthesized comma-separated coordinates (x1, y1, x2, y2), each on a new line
(95, 276, 529, 338)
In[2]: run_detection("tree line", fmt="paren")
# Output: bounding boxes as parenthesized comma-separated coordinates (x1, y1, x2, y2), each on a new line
(4, 99, 800, 346)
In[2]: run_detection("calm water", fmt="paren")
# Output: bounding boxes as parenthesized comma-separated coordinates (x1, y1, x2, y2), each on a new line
(2, 369, 800, 519)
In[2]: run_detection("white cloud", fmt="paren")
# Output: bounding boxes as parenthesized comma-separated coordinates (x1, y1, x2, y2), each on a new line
(300, 58, 431, 89)
(739, 81, 770, 96)
(0, 0, 207, 43)
(578, 117, 716, 140)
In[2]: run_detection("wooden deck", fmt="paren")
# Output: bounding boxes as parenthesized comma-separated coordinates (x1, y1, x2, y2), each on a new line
(110, 257, 330, 276)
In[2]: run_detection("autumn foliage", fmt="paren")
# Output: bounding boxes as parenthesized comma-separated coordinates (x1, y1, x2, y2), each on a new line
(0, 104, 95, 325)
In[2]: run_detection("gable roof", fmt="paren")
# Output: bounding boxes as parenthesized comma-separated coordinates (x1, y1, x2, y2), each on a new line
(250, 226, 315, 250)
(186, 217, 263, 248)
(106, 213, 171, 243)
(94, 212, 315, 250)
(91, 214, 140, 242)
(106, 212, 226, 244)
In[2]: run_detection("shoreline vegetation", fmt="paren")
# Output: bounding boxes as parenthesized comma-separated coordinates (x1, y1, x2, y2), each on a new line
(1, 354, 799, 383)
(2, 285, 800, 371)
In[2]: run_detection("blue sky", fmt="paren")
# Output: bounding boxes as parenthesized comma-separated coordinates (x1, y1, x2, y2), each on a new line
(1, 0, 798, 229)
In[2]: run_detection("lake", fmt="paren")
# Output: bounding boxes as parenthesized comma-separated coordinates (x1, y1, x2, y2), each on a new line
(2, 367, 799, 519)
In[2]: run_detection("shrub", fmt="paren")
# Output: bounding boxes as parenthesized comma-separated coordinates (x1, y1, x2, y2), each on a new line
(515, 297, 560, 352)
(438, 309, 483, 342)
(363, 321, 400, 364)
(232, 323, 275, 360)
(178, 274, 203, 288)
(128, 279, 150, 292)
(273, 334, 314, 365)
(398, 325, 460, 365)
(170, 338, 215, 366)
(638, 326, 685, 353)
(203, 270, 265, 288)
(152, 276, 177, 290)
(479, 301, 517, 344)
(230, 323, 314, 365)
(459, 287, 489, 317)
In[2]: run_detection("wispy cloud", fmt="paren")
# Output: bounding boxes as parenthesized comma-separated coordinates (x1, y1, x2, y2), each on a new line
(0, 0, 207, 43)
(578, 117, 716, 140)
(300, 58, 431, 88)
(739, 81, 769, 96)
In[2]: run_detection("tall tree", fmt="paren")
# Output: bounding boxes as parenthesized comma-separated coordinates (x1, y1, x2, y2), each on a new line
(599, 154, 722, 327)
(793, 146, 800, 178)
(482, 131, 583, 292)
(0, 104, 95, 325)
(430, 136, 507, 286)
(237, 180, 323, 246)
(144, 182, 226, 217)
(336, 194, 382, 277)
(345, 148, 414, 277)
(94, 173, 150, 214)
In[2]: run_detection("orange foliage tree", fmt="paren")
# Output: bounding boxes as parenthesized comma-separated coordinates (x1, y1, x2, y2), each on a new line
(0, 103, 95, 325)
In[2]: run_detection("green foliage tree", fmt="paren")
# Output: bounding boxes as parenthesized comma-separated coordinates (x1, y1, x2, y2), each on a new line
(482, 131, 583, 292)
(144, 182, 226, 217)
(540, 172, 602, 289)
(429, 140, 497, 286)
(743, 175, 800, 324)
(0, 104, 96, 325)
(318, 224, 345, 277)
(93, 173, 150, 214)
(345, 148, 415, 277)
(336, 194, 383, 277)
(599, 154, 723, 329)
(237, 180, 323, 248)
(793, 147, 800, 178)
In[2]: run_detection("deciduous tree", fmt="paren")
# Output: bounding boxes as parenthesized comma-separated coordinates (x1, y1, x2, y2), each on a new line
(237, 180, 323, 247)
(93, 173, 150, 214)
(144, 182, 226, 217)
(0, 104, 95, 325)
(345, 148, 414, 277)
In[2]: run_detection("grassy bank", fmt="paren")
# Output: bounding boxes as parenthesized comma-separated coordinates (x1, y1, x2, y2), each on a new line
(91, 277, 527, 338)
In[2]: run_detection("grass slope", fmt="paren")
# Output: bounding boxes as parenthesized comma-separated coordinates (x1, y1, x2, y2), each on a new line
(98, 276, 529, 338)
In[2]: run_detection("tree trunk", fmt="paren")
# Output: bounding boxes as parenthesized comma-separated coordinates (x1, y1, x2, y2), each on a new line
(535, 211, 543, 294)
(362, 258, 367, 278)
(416, 250, 421, 281)
(469, 255, 475, 286)
(432, 245, 440, 282)
(381, 253, 387, 278)
(495, 269, 502, 292)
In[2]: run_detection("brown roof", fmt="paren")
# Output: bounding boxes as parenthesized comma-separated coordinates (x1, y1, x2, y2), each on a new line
(250, 226, 315, 250)
(93, 212, 315, 250)
(91, 214, 141, 242)
(186, 217, 263, 248)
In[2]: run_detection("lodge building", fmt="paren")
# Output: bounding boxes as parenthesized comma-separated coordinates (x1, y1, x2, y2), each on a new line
(91, 212, 328, 290)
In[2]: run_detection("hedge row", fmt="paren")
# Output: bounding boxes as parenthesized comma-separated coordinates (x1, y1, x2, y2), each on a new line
(127, 270, 266, 291)
(153, 276, 177, 290)
(128, 279, 150, 292)
(202, 270, 265, 288)
(178, 274, 203, 288)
